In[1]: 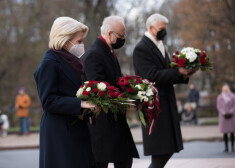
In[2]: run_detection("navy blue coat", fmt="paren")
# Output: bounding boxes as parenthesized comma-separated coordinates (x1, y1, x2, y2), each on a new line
(133, 36, 188, 155)
(81, 38, 139, 162)
(34, 50, 95, 168)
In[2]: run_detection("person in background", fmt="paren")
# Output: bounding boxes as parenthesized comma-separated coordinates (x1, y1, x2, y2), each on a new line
(0, 110, 9, 137)
(176, 100, 183, 122)
(15, 87, 31, 135)
(217, 84, 235, 152)
(188, 83, 200, 124)
(34, 17, 99, 168)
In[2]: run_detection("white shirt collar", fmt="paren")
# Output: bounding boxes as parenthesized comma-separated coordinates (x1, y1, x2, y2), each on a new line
(144, 31, 161, 47)
(144, 31, 165, 57)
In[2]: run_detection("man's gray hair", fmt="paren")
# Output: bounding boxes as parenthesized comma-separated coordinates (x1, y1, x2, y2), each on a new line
(100, 16, 125, 35)
(146, 13, 168, 29)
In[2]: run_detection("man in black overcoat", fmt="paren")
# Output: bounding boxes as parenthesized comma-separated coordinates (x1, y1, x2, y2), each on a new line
(81, 16, 139, 168)
(133, 13, 197, 168)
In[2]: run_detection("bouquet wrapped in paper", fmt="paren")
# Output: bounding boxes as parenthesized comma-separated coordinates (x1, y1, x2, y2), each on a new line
(76, 80, 133, 121)
(117, 75, 161, 135)
(170, 47, 212, 71)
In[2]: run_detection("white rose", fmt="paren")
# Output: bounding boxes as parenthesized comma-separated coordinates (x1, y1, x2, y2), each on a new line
(86, 87, 91, 92)
(76, 88, 84, 97)
(181, 47, 194, 54)
(97, 82, 106, 91)
(186, 51, 197, 62)
(84, 81, 89, 84)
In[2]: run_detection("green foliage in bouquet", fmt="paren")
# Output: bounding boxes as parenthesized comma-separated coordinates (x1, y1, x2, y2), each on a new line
(76, 80, 133, 120)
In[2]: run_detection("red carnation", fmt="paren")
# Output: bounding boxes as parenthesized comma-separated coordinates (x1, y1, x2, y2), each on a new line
(143, 101, 149, 106)
(119, 93, 125, 98)
(104, 82, 110, 86)
(200, 51, 207, 58)
(135, 79, 143, 84)
(109, 92, 115, 98)
(109, 92, 119, 98)
(99, 91, 104, 97)
(177, 58, 186, 67)
(126, 88, 135, 93)
(92, 88, 99, 94)
(200, 57, 207, 65)
(174, 57, 179, 63)
(117, 78, 129, 86)
(80, 85, 84, 88)
(175, 51, 179, 55)
(87, 81, 94, 87)
(108, 86, 115, 92)
(82, 91, 90, 96)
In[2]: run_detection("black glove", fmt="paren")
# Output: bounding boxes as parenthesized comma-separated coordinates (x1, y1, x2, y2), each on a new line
(224, 113, 233, 119)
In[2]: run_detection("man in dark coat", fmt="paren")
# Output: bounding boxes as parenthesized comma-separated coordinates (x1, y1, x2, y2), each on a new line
(133, 13, 197, 168)
(188, 83, 200, 124)
(81, 16, 139, 168)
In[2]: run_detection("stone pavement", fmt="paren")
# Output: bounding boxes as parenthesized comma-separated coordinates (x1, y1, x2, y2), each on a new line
(0, 125, 222, 150)
(107, 158, 235, 168)
(1, 125, 235, 168)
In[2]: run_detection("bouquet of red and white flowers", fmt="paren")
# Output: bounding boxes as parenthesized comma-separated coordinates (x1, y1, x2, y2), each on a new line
(170, 47, 212, 71)
(117, 76, 161, 135)
(76, 80, 132, 120)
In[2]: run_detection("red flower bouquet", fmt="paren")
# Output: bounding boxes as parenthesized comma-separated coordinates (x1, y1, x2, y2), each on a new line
(170, 47, 212, 71)
(118, 76, 161, 135)
(76, 80, 132, 120)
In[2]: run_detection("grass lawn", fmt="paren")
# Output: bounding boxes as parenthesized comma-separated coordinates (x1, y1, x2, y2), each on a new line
(7, 126, 40, 133)
(200, 118, 218, 126)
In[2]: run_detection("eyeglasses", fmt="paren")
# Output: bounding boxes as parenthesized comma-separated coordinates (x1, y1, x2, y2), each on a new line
(112, 31, 126, 39)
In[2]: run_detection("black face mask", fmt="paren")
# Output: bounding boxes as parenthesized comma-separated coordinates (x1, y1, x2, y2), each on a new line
(111, 38, 125, 49)
(156, 29, 167, 40)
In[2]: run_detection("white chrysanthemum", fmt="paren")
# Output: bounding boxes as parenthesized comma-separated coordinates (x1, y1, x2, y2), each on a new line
(97, 82, 106, 91)
(146, 88, 154, 96)
(84, 81, 89, 84)
(76, 88, 83, 97)
(135, 84, 142, 90)
(137, 91, 146, 97)
(86, 87, 91, 92)
(186, 51, 197, 62)
(140, 96, 148, 102)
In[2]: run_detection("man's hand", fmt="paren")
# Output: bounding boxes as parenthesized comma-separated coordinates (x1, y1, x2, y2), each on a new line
(178, 68, 190, 76)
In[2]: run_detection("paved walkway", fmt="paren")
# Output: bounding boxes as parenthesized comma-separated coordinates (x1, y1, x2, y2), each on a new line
(0, 125, 222, 150)
(1, 124, 234, 168)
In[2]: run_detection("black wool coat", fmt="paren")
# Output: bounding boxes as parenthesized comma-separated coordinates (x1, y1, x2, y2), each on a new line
(34, 50, 95, 168)
(133, 35, 189, 156)
(81, 38, 139, 162)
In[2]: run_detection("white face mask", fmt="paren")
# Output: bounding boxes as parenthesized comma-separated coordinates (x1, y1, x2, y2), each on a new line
(68, 41, 85, 58)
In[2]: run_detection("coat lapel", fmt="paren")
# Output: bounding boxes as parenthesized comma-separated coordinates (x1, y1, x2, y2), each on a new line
(142, 36, 166, 67)
(46, 50, 81, 88)
(96, 38, 122, 75)
(59, 59, 81, 87)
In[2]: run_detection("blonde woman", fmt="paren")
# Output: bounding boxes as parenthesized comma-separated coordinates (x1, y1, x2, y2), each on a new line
(34, 17, 99, 168)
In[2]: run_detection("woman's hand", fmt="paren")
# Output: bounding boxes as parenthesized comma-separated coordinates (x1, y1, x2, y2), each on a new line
(81, 101, 100, 113)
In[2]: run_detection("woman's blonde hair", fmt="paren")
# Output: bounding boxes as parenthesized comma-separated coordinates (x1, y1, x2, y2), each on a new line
(49, 17, 89, 50)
